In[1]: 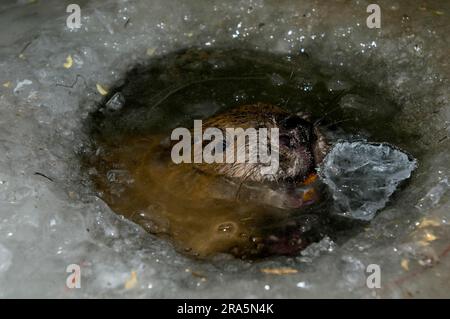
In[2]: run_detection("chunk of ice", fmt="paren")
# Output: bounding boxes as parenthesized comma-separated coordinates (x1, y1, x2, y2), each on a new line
(105, 92, 125, 111)
(416, 178, 450, 210)
(320, 141, 417, 220)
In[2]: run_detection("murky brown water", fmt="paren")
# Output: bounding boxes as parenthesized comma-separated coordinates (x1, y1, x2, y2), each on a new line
(84, 48, 371, 258)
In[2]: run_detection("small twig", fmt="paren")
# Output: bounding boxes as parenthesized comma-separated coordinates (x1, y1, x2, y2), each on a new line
(313, 89, 349, 126)
(19, 36, 38, 55)
(34, 172, 54, 182)
(56, 74, 88, 89)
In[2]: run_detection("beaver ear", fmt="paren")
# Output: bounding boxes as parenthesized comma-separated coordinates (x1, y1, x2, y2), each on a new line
(295, 111, 312, 121)
(280, 115, 311, 130)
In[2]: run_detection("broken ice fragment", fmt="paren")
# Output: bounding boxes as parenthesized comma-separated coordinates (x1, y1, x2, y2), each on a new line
(13, 79, 32, 94)
(415, 178, 450, 210)
(105, 92, 125, 111)
(320, 141, 417, 220)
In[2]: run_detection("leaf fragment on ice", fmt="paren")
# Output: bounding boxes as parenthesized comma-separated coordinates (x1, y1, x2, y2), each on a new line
(63, 55, 73, 69)
(96, 83, 108, 96)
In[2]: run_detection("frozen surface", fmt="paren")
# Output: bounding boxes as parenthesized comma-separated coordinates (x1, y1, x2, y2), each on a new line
(321, 141, 417, 221)
(0, 0, 449, 298)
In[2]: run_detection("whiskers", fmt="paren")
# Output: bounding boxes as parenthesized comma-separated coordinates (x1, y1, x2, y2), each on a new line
(313, 89, 349, 127)
(234, 164, 259, 201)
(322, 118, 354, 129)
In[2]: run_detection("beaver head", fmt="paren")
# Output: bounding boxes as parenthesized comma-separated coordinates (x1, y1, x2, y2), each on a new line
(191, 103, 329, 185)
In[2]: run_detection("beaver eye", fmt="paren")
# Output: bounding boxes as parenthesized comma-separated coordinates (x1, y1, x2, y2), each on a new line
(279, 135, 291, 147)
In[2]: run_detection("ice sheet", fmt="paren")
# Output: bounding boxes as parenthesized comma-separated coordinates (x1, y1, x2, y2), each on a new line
(0, 0, 449, 298)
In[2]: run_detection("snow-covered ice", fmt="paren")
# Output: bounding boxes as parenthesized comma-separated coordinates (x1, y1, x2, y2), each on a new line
(0, 0, 449, 298)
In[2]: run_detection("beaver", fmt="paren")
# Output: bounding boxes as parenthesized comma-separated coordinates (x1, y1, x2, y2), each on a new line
(87, 103, 330, 258)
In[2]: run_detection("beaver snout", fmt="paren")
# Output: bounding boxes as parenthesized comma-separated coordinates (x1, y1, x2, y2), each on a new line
(278, 113, 330, 171)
